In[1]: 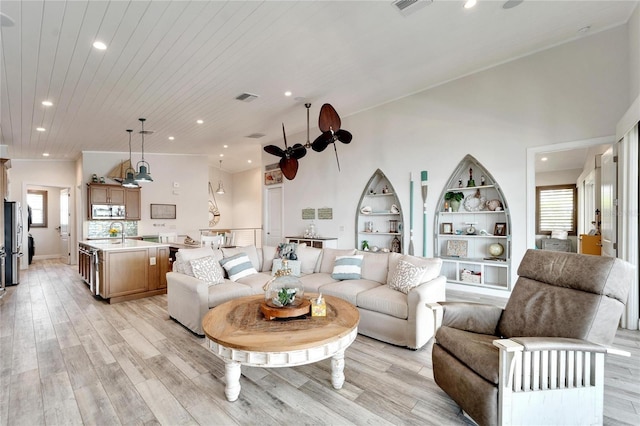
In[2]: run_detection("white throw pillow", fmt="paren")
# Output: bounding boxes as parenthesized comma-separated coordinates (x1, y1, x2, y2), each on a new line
(331, 255, 364, 280)
(219, 253, 258, 281)
(271, 259, 302, 277)
(388, 260, 427, 294)
(190, 256, 224, 285)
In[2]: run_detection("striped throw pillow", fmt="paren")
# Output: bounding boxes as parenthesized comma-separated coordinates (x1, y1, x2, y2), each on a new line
(331, 255, 364, 280)
(220, 253, 257, 281)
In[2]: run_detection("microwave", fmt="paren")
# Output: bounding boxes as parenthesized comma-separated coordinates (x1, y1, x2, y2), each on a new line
(91, 205, 126, 220)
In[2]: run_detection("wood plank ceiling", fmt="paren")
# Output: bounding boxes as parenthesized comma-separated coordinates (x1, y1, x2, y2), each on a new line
(0, 0, 637, 172)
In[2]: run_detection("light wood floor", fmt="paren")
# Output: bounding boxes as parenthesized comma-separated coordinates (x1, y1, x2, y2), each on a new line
(1, 259, 638, 425)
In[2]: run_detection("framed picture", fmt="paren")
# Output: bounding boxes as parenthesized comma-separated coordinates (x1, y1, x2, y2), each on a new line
(150, 204, 176, 219)
(441, 222, 454, 234)
(446, 240, 468, 257)
(494, 222, 507, 236)
(264, 169, 283, 185)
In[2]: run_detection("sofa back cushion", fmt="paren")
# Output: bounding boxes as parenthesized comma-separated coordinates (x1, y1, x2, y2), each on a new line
(296, 244, 322, 274)
(319, 248, 356, 273)
(222, 245, 261, 271)
(356, 250, 389, 283)
(498, 249, 633, 345)
(261, 245, 277, 272)
(175, 247, 221, 277)
(386, 253, 442, 285)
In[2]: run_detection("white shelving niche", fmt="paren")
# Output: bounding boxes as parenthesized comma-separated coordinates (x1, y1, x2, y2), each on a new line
(355, 169, 404, 253)
(434, 155, 512, 291)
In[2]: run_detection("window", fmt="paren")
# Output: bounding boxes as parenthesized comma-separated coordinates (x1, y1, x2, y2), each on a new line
(27, 190, 48, 228)
(536, 184, 577, 235)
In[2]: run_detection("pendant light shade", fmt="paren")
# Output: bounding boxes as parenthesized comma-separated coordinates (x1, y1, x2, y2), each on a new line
(216, 159, 225, 195)
(122, 129, 139, 188)
(135, 118, 153, 183)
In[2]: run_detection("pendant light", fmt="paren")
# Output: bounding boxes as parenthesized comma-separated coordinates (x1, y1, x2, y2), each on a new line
(122, 129, 139, 188)
(135, 118, 153, 182)
(216, 159, 225, 194)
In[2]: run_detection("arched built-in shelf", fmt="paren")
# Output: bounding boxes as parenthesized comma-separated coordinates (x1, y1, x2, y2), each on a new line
(434, 155, 512, 291)
(355, 169, 403, 253)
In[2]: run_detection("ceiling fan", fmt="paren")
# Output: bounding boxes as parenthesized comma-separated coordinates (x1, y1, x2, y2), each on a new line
(311, 103, 352, 171)
(263, 122, 307, 180)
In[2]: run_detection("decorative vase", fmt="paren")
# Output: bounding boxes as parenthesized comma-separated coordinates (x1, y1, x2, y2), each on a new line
(450, 200, 461, 212)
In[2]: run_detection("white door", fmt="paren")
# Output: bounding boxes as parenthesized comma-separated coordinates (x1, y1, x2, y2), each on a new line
(265, 186, 283, 246)
(600, 146, 616, 257)
(59, 188, 71, 264)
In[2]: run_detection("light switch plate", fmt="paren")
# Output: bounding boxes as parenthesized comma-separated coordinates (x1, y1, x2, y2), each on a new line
(149, 257, 156, 265)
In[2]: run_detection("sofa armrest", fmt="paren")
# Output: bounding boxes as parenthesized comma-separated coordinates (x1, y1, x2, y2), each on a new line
(437, 302, 503, 335)
(406, 275, 447, 349)
(497, 336, 629, 356)
(166, 272, 210, 335)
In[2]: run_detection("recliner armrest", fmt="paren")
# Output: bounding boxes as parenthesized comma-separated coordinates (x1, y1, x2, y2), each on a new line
(495, 336, 629, 356)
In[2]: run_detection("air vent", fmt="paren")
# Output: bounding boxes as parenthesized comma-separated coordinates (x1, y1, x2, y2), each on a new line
(246, 133, 266, 139)
(392, 0, 432, 16)
(235, 92, 259, 102)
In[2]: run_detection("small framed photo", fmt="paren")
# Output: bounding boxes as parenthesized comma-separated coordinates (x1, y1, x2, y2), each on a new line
(494, 222, 507, 236)
(441, 222, 454, 234)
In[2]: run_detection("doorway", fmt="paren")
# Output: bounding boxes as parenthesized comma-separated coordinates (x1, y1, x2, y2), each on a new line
(25, 184, 71, 264)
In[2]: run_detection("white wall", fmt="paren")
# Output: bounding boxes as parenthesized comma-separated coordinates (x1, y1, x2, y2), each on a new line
(208, 166, 233, 230)
(629, 4, 639, 101)
(232, 167, 262, 229)
(261, 25, 630, 286)
(82, 152, 208, 239)
(535, 169, 583, 187)
(8, 159, 77, 266)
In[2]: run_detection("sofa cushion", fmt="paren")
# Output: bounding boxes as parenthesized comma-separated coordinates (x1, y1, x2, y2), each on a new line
(387, 253, 442, 284)
(319, 279, 381, 306)
(357, 285, 408, 319)
(261, 245, 277, 272)
(332, 255, 364, 280)
(175, 247, 220, 277)
(298, 272, 338, 293)
(207, 282, 254, 308)
(388, 260, 427, 294)
(272, 259, 301, 277)
(356, 250, 389, 284)
(220, 253, 258, 281)
(190, 256, 225, 285)
(296, 244, 322, 274)
(222, 246, 261, 271)
(435, 326, 500, 385)
(319, 248, 356, 273)
(235, 272, 273, 293)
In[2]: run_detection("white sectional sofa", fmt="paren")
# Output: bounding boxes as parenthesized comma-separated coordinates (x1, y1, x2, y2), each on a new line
(166, 244, 445, 349)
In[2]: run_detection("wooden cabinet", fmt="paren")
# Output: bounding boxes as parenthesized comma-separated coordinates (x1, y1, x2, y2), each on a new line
(89, 184, 125, 204)
(355, 169, 403, 253)
(434, 155, 512, 290)
(125, 188, 141, 220)
(93, 243, 169, 303)
(286, 237, 338, 249)
(579, 234, 601, 255)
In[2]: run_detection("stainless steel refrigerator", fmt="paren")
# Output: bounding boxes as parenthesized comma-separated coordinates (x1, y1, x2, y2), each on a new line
(4, 201, 22, 286)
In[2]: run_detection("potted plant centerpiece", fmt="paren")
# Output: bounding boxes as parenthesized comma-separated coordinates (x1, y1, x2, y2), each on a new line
(444, 191, 464, 212)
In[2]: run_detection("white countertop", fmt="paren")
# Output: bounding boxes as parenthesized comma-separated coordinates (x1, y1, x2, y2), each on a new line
(79, 239, 169, 251)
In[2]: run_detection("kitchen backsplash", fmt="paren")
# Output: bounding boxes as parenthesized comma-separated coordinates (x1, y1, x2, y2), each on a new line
(87, 221, 138, 238)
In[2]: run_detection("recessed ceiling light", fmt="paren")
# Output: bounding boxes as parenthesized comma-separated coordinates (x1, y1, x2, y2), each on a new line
(42, 153, 49, 157)
(541, 157, 548, 162)
(248, 160, 252, 163)
(93, 41, 107, 50)
(463, 0, 477, 9)
(168, 136, 175, 141)
(223, 145, 228, 148)
(284, 91, 292, 97)
(36, 127, 46, 132)
(196, 119, 203, 124)
(42, 100, 53, 106)
(219, 154, 224, 157)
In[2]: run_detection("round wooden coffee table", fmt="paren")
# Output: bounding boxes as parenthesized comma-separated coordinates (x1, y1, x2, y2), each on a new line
(202, 294, 359, 402)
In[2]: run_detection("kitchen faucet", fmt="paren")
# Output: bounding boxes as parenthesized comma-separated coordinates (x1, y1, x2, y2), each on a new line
(110, 221, 126, 243)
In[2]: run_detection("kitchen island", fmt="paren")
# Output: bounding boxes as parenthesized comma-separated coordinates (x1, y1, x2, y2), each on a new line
(78, 239, 170, 303)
